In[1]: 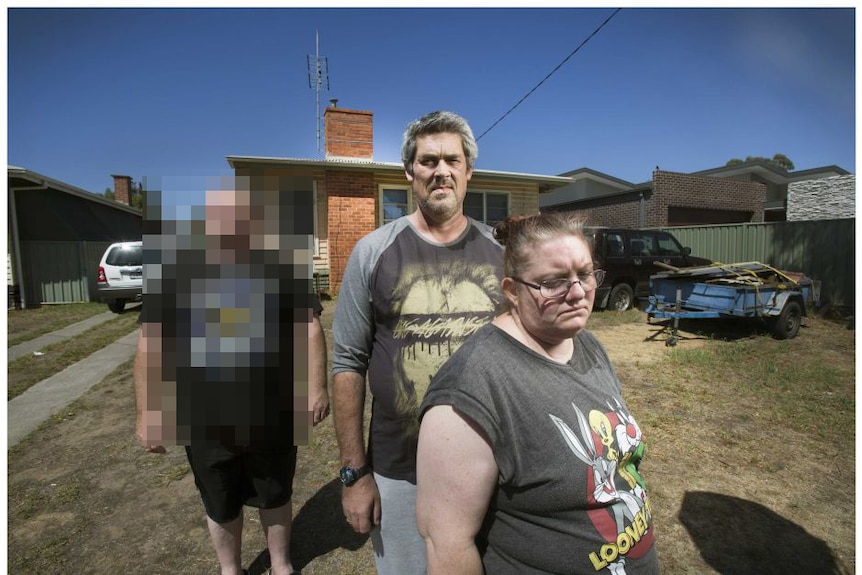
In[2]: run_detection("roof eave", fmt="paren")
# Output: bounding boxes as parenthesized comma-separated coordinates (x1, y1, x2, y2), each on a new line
(225, 155, 572, 191)
(7, 166, 142, 216)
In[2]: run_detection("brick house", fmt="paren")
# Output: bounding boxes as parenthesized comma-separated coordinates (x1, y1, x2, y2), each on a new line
(227, 105, 570, 293)
(540, 163, 850, 227)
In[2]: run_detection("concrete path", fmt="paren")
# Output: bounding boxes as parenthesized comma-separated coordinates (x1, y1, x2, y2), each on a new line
(7, 308, 141, 447)
(8, 309, 127, 361)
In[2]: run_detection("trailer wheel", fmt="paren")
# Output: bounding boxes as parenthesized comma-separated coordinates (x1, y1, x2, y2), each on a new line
(771, 300, 802, 340)
(608, 284, 634, 311)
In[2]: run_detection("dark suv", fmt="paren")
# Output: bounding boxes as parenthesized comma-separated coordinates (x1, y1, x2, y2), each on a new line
(586, 228, 712, 311)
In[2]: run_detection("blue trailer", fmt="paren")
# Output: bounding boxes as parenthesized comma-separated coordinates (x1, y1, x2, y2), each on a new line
(645, 261, 820, 346)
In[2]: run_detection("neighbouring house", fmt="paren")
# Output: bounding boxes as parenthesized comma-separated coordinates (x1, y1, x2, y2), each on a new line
(786, 174, 855, 221)
(7, 168, 141, 308)
(540, 162, 851, 227)
(227, 104, 571, 293)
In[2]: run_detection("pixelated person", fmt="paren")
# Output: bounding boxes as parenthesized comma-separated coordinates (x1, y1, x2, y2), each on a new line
(331, 111, 504, 574)
(134, 178, 329, 575)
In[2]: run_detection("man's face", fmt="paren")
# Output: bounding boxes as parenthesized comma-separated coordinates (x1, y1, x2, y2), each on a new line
(204, 189, 253, 259)
(406, 132, 473, 222)
(204, 189, 251, 238)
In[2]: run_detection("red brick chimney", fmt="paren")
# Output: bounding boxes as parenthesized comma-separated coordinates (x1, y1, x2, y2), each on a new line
(324, 102, 373, 160)
(111, 174, 132, 205)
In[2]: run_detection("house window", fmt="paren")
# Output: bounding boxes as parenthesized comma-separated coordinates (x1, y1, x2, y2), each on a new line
(380, 186, 411, 225)
(464, 191, 509, 226)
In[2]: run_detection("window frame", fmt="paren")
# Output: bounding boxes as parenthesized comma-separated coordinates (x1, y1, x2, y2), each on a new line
(377, 186, 512, 227)
(379, 184, 413, 226)
(464, 190, 510, 226)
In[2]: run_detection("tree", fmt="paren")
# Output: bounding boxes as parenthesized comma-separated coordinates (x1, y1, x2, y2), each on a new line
(130, 180, 144, 210)
(104, 187, 114, 200)
(725, 154, 795, 171)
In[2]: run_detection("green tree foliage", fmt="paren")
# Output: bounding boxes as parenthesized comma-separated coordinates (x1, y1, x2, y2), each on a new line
(130, 180, 144, 210)
(725, 154, 795, 171)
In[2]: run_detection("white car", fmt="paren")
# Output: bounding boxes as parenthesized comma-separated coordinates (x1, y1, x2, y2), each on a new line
(97, 240, 142, 313)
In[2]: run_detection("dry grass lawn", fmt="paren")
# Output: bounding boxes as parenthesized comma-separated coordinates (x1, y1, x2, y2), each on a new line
(6, 305, 855, 574)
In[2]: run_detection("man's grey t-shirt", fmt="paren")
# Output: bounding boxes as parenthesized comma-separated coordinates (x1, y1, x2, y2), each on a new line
(332, 216, 504, 482)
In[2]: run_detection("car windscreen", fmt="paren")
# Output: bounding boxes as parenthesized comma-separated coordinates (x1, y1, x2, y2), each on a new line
(106, 245, 143, 266)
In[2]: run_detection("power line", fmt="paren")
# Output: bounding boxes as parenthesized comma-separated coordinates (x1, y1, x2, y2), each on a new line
(475, 8, 623, 142)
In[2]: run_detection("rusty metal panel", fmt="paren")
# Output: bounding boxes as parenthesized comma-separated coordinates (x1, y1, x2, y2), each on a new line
(658, 219, 854, 309)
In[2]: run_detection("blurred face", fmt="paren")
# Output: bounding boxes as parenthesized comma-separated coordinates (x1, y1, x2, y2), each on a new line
(406, 132, 473, 223)
(204, 189, 253, 260)
(504, 234, 596, 344)
(205, 190, 251, 237)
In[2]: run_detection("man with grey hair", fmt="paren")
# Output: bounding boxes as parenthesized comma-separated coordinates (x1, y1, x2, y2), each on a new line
(331, 111, 504, 573)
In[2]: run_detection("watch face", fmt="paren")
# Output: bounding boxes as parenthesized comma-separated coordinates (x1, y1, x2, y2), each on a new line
(340, 467, 354, 485)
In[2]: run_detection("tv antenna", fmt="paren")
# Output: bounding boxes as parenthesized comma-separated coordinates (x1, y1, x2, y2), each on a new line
(307, 30, 330, 153)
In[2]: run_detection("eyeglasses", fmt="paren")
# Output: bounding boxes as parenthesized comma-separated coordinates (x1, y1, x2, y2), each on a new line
(511, 270, 606, 298)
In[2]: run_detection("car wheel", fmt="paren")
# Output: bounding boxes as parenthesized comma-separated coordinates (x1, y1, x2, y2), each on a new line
(108, 300, 126, 314)
(770, 300, 802, 340)
(608, 284, 634, 311)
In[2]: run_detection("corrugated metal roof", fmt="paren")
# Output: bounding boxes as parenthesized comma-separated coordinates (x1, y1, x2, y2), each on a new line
(8, 166, 141, 216)
(225, 155, 572, 190)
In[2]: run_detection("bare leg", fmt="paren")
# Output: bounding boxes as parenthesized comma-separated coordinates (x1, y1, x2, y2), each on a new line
(259, 500, 294, 575)
(206, 514, 244, 575)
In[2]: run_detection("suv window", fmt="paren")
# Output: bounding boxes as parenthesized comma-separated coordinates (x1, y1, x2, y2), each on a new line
(629, 232, 655, 256)
(606, 233, 625, 257)
(655, 233, 683, 256)
(106, 245, 143, 266)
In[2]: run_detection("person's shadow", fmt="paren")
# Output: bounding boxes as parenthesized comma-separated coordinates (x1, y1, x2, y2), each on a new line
(247, 479, 369, 574)
(678, 491, 849, 574)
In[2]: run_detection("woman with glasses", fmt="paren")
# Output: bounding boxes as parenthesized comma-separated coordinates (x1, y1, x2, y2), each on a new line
(416, 211, 659, 575)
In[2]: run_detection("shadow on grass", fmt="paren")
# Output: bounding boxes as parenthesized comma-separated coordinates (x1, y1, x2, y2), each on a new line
(645, 316, 787, 345)
(679, 491, 846, 575)
(247, 479, 369, 574)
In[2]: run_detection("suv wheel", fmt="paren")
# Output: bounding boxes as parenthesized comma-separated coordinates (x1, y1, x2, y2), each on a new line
(608, 284, 634, 311)
(108, 300, 126, 314)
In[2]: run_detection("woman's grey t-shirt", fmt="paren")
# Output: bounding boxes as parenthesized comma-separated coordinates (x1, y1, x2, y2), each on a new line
(421, 323, 659, 575)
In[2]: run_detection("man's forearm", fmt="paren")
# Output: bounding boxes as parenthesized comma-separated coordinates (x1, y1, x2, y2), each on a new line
(134, 325, 161, 415)
(309, 316, 327, 395)
(332, 370, 368, 466)
(134, 324, 167, 450)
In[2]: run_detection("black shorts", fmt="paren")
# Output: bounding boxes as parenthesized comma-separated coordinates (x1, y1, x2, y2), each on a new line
(185, 443, 298, 523)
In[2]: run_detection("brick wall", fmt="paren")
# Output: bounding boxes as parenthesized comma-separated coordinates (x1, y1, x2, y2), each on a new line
(652, 170, 766, 226)
(546, 196, 643, 228)
(324, 107, 373, 160)
(112, 174, 132, 205)
(326, 170, 376, 292)
(582, 199, 642, 228)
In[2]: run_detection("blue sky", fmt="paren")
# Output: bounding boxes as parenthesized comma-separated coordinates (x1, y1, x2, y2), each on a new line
(7, 6, 857, 198)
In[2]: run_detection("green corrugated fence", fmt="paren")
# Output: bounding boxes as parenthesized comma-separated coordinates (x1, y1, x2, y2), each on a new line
(658, 219, 855, 310)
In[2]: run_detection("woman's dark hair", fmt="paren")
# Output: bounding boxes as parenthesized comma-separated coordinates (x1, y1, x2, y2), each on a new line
(494, 211, 591, 278)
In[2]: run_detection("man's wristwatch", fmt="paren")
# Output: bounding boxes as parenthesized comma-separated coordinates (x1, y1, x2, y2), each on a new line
(339, 465, 371, 486)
